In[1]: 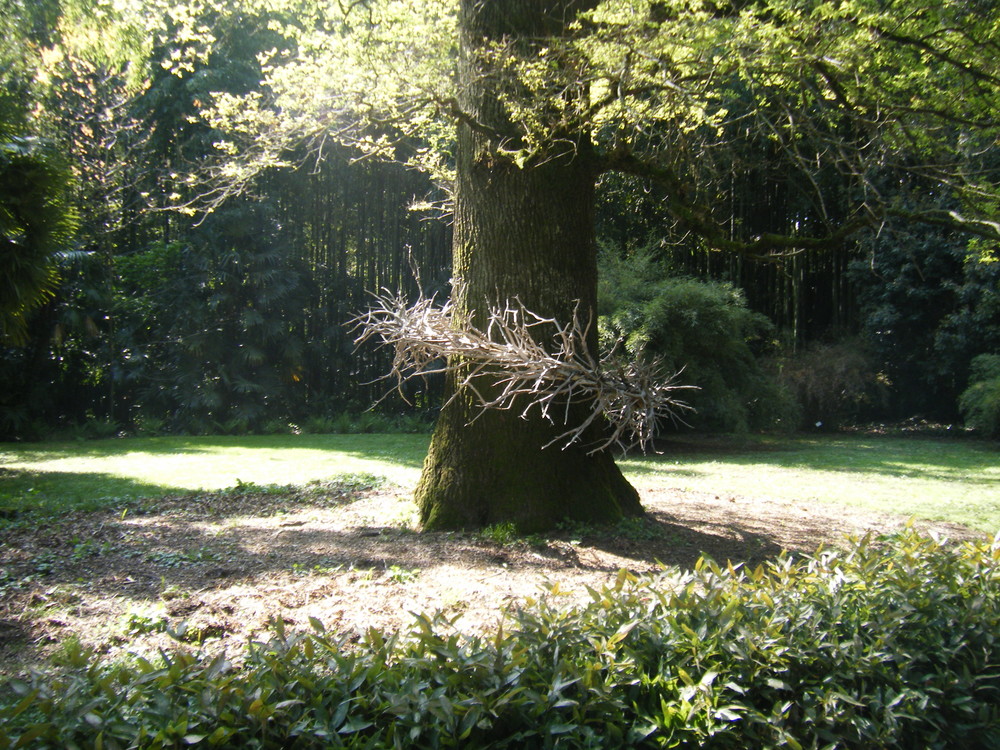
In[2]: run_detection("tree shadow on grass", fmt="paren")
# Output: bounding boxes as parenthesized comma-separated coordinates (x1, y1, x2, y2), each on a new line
(0, 493, 791, 616)
(2, 481, 981, 672)
(546, 512, 786, 573)
(0, 469, 176, 518)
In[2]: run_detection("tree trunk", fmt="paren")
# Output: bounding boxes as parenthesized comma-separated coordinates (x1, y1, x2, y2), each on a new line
(415, 0, 642, 532)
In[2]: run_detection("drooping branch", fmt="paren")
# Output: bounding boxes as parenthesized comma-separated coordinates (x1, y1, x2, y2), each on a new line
(352, 287, 695, 454)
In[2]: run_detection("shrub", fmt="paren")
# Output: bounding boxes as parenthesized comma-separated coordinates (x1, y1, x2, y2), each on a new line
(959, 353, 1000, 437)
(478, 521, 519, 545)
(2, 531, 999, 749)
(599, 250, 799, 433)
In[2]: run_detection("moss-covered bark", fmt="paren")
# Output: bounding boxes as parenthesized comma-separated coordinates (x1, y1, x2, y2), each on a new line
(418, 390, 642, 531)
(416, 0, 642, 532)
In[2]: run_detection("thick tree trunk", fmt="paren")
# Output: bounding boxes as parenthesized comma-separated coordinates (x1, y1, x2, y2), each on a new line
(416, 0, 642, 532)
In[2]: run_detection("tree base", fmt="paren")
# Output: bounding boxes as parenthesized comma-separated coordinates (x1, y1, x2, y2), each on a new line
(415, 404, 643, 532)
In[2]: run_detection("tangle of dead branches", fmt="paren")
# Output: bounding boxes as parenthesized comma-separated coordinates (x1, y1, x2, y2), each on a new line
(352, 287, 696, 454)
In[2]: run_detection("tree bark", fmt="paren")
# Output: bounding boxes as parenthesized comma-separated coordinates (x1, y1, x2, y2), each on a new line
(415, 0, 642, 532)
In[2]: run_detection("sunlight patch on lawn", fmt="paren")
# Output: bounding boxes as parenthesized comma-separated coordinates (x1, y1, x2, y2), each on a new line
(1, 449, 416, 492)
(3, 433, 995, 532)
(0, 435, 429, 512)
(620, 436, 1000, 532)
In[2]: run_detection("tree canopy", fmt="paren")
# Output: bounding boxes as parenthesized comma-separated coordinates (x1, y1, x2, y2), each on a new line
(199, 0, 1000, 251)
(193, 0, 997, 529)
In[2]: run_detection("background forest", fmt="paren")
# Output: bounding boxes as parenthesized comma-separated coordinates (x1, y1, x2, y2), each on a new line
(2, 0, 999, 441)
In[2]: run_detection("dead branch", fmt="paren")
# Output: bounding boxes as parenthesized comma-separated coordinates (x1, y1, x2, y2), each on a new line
(352, 287, 696, 454)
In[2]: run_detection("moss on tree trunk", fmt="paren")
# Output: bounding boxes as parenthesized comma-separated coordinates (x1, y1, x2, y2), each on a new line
(415, 0, 642, 532)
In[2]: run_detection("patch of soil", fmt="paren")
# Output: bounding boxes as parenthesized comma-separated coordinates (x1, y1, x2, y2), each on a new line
(0, 481, 985, 675)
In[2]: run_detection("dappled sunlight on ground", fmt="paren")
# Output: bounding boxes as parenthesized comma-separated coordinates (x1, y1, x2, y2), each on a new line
(0, 479, 985, 676)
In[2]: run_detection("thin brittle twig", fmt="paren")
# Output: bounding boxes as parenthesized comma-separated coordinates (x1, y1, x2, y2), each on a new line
(351, 286, 696, 453)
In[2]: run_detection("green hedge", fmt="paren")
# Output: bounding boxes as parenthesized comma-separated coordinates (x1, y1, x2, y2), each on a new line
(3, 531, 999, 748)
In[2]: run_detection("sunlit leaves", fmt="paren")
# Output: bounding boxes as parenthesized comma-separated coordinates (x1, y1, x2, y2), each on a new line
(173, 0, 997, 241)
(192, 0, 457, 210)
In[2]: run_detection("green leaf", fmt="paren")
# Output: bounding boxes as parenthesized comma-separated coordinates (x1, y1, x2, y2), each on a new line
(2, 689, 38, 720)
(548, 723, 577, 734)
(13, 725, 52, 748)
(338, 718, 373, 735)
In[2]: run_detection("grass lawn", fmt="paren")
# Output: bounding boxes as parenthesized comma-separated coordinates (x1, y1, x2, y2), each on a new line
(0, 434, 430, 517)
(1, 432, 997, 531)
(622, 434, 1000, 532)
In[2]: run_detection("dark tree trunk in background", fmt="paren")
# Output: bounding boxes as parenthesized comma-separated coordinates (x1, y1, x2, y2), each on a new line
(416, 0, 642, 532)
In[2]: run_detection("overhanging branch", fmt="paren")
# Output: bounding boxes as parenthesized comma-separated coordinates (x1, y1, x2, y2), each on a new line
(600, 150, 873, 257)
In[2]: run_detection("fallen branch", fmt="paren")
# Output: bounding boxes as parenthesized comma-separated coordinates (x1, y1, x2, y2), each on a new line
(353, 286, 696, 454)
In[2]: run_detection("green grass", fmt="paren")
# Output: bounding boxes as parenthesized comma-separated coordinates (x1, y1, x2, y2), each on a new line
(1, 432, 997, 531)
(621, 434, 1000, 532)
(0, 434, 429, 517)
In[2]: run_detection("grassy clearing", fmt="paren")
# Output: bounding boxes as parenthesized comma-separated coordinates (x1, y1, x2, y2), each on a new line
(0, 434, 429, 517)
(1, 432, 997, 530)
(621, 434, 1000, 532)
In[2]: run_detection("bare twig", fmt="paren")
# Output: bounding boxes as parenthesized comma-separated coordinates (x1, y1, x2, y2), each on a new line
(352, 287, 696, 454)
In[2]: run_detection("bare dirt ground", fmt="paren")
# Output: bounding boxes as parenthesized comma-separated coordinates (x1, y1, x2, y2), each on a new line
(0, 478, 985, 676)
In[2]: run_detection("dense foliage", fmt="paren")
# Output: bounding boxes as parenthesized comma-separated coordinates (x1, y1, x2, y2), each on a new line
(0, 1, 449, 440)
(1, 0, 998, 438)
(849, 220, 1000, 421)
(768, 339, 885, 429)
(2, 531, 999, 748)
(598, 250, 799, 432)
(960, 354, 1000, 438)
